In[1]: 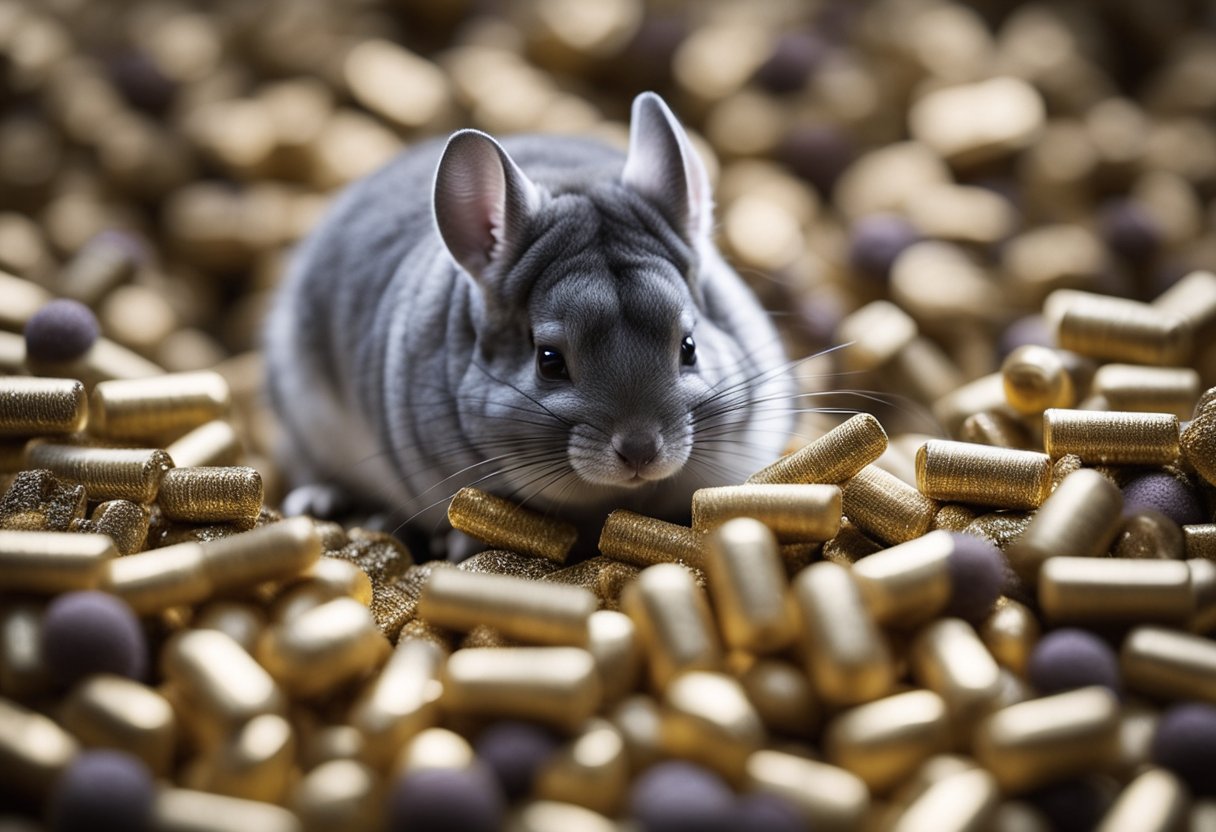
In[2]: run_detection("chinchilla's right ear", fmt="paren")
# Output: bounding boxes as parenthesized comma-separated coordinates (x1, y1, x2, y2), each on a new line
(433, 129, 539, 283)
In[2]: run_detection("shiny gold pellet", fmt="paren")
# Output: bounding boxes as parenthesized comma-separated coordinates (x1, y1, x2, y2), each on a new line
(1001, 345, 1076, 416)
(1190, 559, 1216, 634)
(1113, 510, 1185, 560)
(153, 788, 300, 832)
(1040, 406, 1181, 464)
(459, 624, 513, 650)
(256, 598, 390, 699)
(661, 671, 766, 784)
(102, 541, 211, 614)
(933, 503, 979, 532)
(1039, 557, 1193, 625)
(586, 610, 640, 707)
(1153, 269, 1216, 335)
(0, 601, 49, 699)
(851, 530, 953, 627)
(1095, 767, 1189, 832)
(192, 601, 267, 654)
(841, 465, 939, 545)
(911, 618, 1004, 726)
(27, 336, 165, 387)
(510, 800, 618, 832)
(1185, 525, 1216, 560)
(0, 695, 79, 798)
(610, 694, 664, 772)
(823, 689, 951, 794)
(1121, 625, 1216, 704)
(88, 371, 231, 441)
(974, 686, 1120, 794)
(0, 270, 52, 332)
(888, 754, 980, 810)
(26, 443, 174, 503)
(299, 725, 366, 770)
(933, 373, 1010, 437)
(369, 563, 440, 642)
(348, 636, 445, 769)
(598, 509, 707, 569)
(202, 516, 322, 591)
(836, 300, 918, 373)
(793, 561, 894, 706)
(543, 556, 640, 611)
(61, 675, 176, 776)
(704, 518, 797, 654)
(88, 499, 149, 556)
(440, 647, 601, 732)
(447, 486, 576, 563)
(889, 767, 1001, 832)
(289, 759, 380, 832)
(746, 413, 888, 485)
(980, 598, 1040, 677)
(0, 377, 88, 437)
(288, 556, 373, 609)
(165, 420, 242, 469)
(821, 519, 883, 565)
(1007, 469, 1123, 584)
(965, 508, 1034, 558)
(1092, 364, 1201, 419)
(1181, 407, 1216, 488)
(1048, 289, 1193, 366)
(691, 483, 841, 543)
(393, 726, 475, 775)
(959, 410, 1032, 449)
(738, 657, 819, 738)
(534, 718, 629, 815)
(188, 713, 294, 804)
(161, 629, 285, 750)
(0, 529, 113, 593)
(744, 749, 870, 832)
(620, 563, 721, 691)
(458, 548, 560, 580)
(915, 440, 1052, 510)
(418, 567, 595, 646)
(158, 466, 263, 528)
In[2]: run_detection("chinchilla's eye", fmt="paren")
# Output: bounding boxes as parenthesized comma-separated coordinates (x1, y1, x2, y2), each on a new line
(680, 335, 697, 367)
(536, 346, 569, 380)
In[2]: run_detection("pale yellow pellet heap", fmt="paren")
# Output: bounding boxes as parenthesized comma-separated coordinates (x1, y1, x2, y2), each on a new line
(2, 0, 1216, 829)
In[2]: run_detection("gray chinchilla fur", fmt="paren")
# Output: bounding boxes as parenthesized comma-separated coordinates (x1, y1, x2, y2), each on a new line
(264, 92, 794, 557)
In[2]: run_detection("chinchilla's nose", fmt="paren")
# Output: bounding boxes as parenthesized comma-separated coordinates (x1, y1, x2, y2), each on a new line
(613, 431, 662, 470)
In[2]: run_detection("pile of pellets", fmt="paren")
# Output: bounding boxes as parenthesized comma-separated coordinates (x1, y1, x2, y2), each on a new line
(2, 0, 1216, 830)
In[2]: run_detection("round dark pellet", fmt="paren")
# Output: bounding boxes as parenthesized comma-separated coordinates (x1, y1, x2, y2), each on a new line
(733, 793, 804, 832)
(847, 214, 921, 283)
(1121, 472, 1205, 527)
(385, 765, 506, 832)
(1027, 628, 1121, 696)
(753, 31, 826, 94)
(48, 749, 155, 832)
(23, 299, 100, 363)
(944, 533, 1005, 625)
(628, 761, 737, 832)
(473, 720, 561, 801)
(1100, 198, 1162, 265)
(1151, 702, 1216, 796)
(41, 591, 147, 688)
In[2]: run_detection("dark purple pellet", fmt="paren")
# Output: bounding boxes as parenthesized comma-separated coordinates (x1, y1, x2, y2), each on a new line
(23, 299, 100, 363)
(473, 720, 561, 801)
(1121, 472, 1205, 526)
(778, 124, 856, 196)
(385, 765, 506, 832)
(1027, 628, 1121, 696)
(847, 214, 921, 283)
(1151, 702, 1216, 796)
(944, 533, 1005, 625)
(754, 32, 826, 94)
(733, 792, 804, 832)
(628, 761, 737, 832)
(1100, 199, 1162, 265)
(48, 750, 155, 832)
(41, 591, 147, 688)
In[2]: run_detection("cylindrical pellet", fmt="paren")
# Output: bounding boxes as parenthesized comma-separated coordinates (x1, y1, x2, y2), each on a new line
(190, 713, 295, 803)
(1093, 364, 1200, 419)
(841, 465, 939, 545)
(0, 695, 79, 798)
(535, 718, 629, 814)
(158, 466, 263, 527)
(0, 377, 88, 437)
(973, 686, 1120, 793)
(60, 675, 176, 776)
(1113, 510, 1185, 560)
(1182, 407, 1216, 488)
(153, 788, 300, 832)
(739, 657, 820, 738)
(1095, 768, 1189, 832)
(911, 618, 1004, 725)
(418, 567, 595, 647)
(1001, 345, 1075, 416)
(691, 483, 841, 542)
(793, 561, 894, 706)
(661, 671, 766, 784)
(201, 516, 322, 591)
(979, 598, 1040, 677)
(25, 443, 173, 503)
(88, 371, 231, 441)
(889, 767, 1000, 832)
(510, 801, 619, 832)
(746, 413, 889, 485)
(165, 420, 242, 469)
(161, 629, 285, 750)
(587, 610, 641, 707)
(440, 647, 601, 732)
(256, 598, 390, 699)
(1039, 557, 1193, 625)
(933, 374, 1010, 437)
(915, 440, 1052, 510)
(102, 542, 211, 614)
(0, 530, 113, 593)
(958, 410, 1032, 449)
(1048, 289, 1192, 366)
(851, 530, 953, 627)
(823, 689, 951, 794)
(89, 499, 149, 556)
(1007, 469, 1124, 584)
(1185, 525, 1216, 561)
(620, 563, 721, 691)
(393, 726, 474, 775)
(1043, 408, 1180, 465)
(704, 518, 797, 653)
(744, 749, 870, 832)
(289, 759, 379, 832)
(348, 636, 446, 768)
(1190, 559, 1216, 634)
(447, 486, 576, 563)
(1121, 625, 1216, 704)
(598, 510, 707, 568)
(0, 601, 49, 699)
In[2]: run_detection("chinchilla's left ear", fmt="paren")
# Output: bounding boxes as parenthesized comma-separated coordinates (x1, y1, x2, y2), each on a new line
(621, 92, 714, 243)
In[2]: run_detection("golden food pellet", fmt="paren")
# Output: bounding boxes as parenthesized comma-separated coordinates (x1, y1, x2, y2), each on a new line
(691, 483, 841, 542)
(598, 509, 707, 569)
(823, 689, 951, 795)
(703, 518, 797, 654)
(746, 412, 888, 485)
(0, 529, 113, 593)
(915, 439, 1052, 510)
(0, 377, 88, 437)
(1048, 289, 1193, 366)
(447, 486, 576, 564)
(1043, 408, 1180, 466)
(620, 563, 721, 691)
(841, 465, 939, 545)
(661, 671, 766, 784)
(1039, 557, 1193, 626)
(88, 371, 231, 441)
(25, 443, 173, 504)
